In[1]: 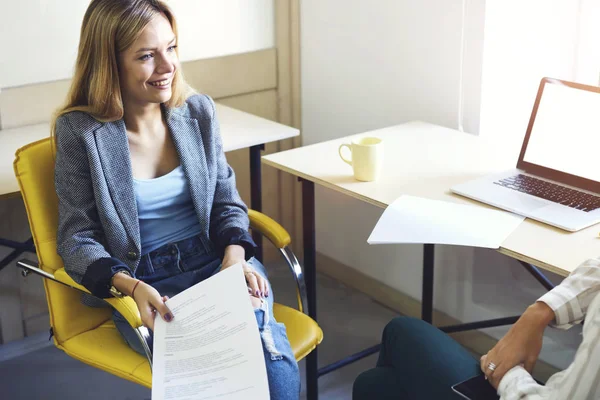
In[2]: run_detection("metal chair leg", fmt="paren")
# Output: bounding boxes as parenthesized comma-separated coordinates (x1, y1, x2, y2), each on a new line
(135, 326, 154, 368)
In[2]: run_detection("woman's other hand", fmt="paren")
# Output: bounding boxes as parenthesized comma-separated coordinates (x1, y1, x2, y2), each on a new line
(221, 245, 268, 298)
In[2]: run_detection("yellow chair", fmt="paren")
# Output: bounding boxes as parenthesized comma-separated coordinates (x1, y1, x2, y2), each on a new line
(13, 137, 323, 388)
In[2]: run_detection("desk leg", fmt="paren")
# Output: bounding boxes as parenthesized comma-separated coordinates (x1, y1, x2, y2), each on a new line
(301, 178, 318, 400)
(422, 244, 435, 323)
(0, 237, 36, 272)
(519, 261, 555, 291)
(249, 144, 265, 262)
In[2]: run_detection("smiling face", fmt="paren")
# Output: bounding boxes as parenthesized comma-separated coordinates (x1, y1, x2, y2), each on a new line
(118, 13, 179, 108)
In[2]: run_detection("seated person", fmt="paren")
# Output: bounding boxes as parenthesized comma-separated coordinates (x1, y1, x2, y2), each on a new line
(353, 257, 600, 399)
(53, 1, 299, 398)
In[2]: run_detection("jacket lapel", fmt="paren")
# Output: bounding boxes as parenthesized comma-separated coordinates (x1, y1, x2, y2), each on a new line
(93, 108, 209, 253)
(94, 120, 141, 250)
(165, 108, 210, 228)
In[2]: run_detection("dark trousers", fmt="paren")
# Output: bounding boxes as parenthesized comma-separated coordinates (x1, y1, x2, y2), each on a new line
(353, 317, 481, 399)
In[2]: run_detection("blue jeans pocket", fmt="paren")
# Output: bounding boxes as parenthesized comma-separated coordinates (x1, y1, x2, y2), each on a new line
(135, 254, 155, 278)
(180, 250, 218, 273)
(137, 246, 184, 283)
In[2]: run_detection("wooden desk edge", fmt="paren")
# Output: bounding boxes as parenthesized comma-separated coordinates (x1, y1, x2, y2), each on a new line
(497, 247, 570, 277)
(262, 157, 573, 278)
(0, 191, 22, 201)
(226, 130, 300, 153)
(262, 157, 387, 209)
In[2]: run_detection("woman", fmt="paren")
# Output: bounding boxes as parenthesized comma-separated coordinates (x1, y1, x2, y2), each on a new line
(353, 257, 600, 399)
(53, 0, 299, 397)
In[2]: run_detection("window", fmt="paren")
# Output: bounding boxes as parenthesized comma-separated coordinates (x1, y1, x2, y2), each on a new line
(477, 0, 600, 146)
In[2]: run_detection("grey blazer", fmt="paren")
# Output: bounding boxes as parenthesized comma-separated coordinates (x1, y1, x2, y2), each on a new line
(54, 94, 255, 298)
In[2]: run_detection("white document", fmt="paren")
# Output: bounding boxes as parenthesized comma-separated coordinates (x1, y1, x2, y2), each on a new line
(152, 264, 269, 400)
(368, 195, 524, 248)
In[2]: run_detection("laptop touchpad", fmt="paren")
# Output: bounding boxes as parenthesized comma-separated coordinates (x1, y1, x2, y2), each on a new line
(510, 193, 549, 212)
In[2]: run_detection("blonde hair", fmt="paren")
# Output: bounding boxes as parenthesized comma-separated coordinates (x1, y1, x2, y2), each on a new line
(52, 0, 192, 137)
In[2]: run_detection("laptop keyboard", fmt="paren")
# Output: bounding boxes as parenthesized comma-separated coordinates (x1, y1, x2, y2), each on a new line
(494, 174, 600, 212)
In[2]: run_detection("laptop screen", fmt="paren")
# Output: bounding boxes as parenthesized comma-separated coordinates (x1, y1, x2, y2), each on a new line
(517, 78, 600, 192)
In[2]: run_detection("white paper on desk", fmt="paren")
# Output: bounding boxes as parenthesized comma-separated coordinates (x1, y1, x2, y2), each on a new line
(367, 195, 524, 248)
(152, 264, 269, 400)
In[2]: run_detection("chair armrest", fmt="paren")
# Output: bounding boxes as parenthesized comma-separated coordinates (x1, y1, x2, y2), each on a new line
(247, 210, 309, 314)
(104, 297, 142, 329)
(18, 260, 151, 364)
(53, 268, 90, 293)
(248, 209, 291, 249)
(53, 268, 142, 328)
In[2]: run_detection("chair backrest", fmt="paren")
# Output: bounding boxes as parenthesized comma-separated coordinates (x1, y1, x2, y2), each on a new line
(14, 138, 110, 343)
(13, 138, 61, 270)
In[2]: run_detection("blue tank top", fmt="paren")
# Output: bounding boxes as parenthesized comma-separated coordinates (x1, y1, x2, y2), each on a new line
(133, 166, 202, 255)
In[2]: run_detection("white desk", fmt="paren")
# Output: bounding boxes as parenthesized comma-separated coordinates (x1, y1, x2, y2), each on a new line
(0, 103, 299, 266)
(262, 120, 599, 400)
(0, 103, 299, 198)
(264, 120, 598, 276)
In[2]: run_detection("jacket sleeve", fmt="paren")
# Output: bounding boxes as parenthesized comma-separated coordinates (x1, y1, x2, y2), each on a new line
(54, 114, 132, 297)
(201, 95, 257, 259)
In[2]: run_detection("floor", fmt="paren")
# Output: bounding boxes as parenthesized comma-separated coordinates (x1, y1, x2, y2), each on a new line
(0, 261, 399, 400)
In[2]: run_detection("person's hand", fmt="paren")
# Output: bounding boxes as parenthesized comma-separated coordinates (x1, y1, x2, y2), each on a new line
(221, 245, 268, 298)
(131, 282, 173, 331)
(222, 259, 269, 298)
(242, 261, 269, 298)
(220, 243, 245, 271)
(480, 302, 554, 389)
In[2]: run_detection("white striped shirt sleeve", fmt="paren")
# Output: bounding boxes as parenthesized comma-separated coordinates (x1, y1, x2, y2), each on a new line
(498, 257, 600, 399)
(499, 290, 600, 399)
(537, 257, 600, 329)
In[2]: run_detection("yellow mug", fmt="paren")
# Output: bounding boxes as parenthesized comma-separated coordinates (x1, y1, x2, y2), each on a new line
(338, 137, 384, 182)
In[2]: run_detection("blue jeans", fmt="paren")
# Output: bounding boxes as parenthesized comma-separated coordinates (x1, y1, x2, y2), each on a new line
(112, 235, 300, 399)
(353, 317, 481, 399)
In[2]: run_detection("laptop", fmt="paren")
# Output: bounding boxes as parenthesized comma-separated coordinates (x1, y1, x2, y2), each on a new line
(451, 77, 600, 232)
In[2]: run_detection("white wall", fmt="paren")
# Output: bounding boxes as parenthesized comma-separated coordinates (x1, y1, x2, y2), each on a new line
(301, 0, 582, 369)
(0, 0, 274, 88)
(301, 0, 463, 145)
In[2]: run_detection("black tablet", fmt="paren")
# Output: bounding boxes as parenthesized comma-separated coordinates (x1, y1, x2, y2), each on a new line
(451, 374, 499, 400)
